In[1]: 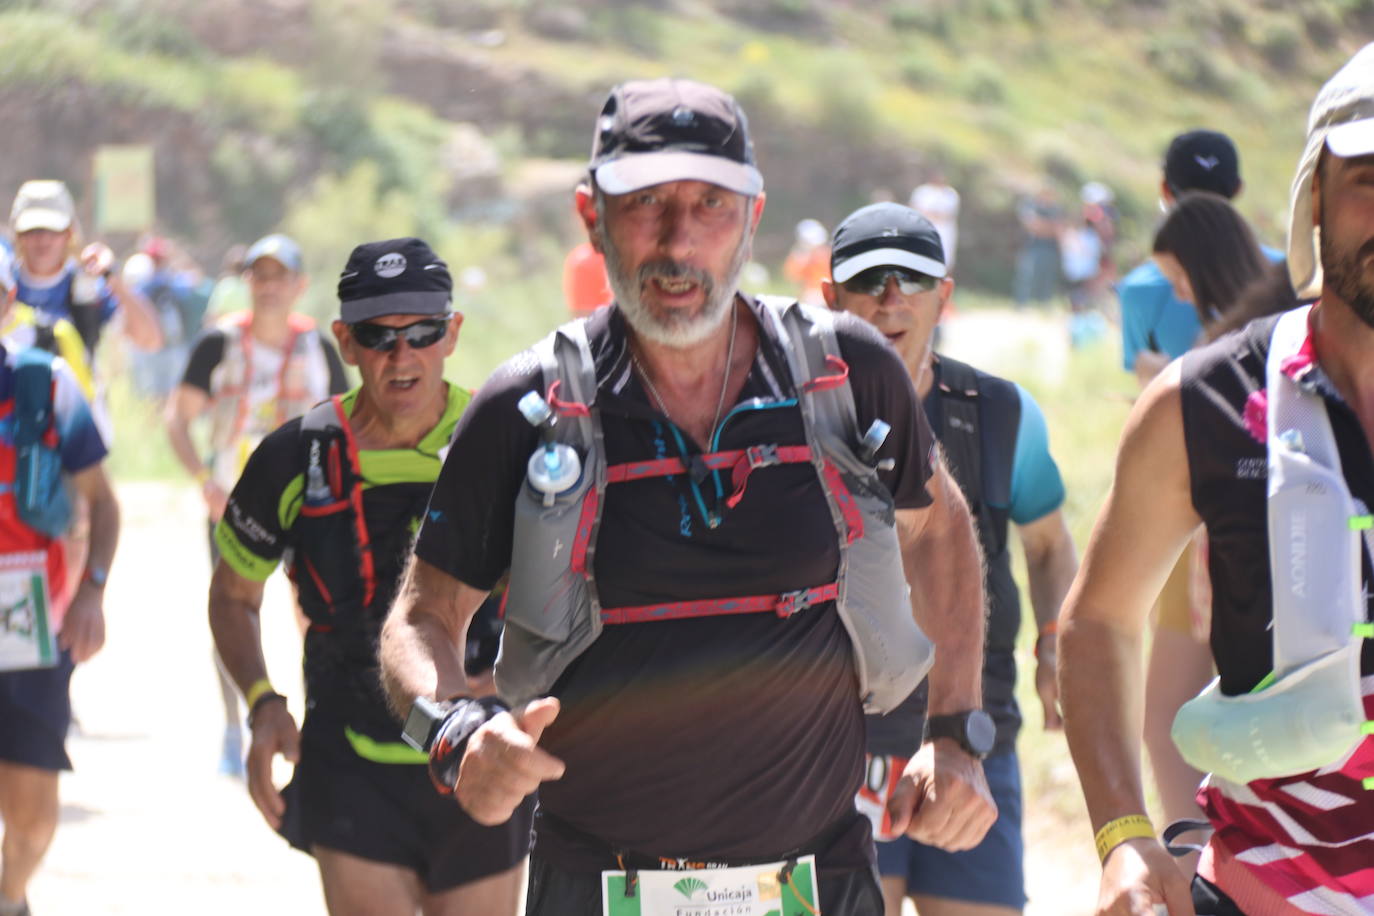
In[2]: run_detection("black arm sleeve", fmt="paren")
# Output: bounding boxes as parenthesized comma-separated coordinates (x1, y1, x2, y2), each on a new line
(180, 329, 228, 393)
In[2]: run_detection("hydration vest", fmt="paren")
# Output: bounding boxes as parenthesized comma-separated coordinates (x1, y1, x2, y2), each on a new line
(933, 357, 1018, 655)
(206, 311, 324, 489)
(290, 396, 378, 624)
(497, 298, 935, 713)
(1172, 305, 1374, 784)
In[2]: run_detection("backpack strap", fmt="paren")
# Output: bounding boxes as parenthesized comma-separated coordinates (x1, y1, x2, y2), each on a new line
(756, 295, 860, 446)
(532, 317, 607, 611)
(933, 355, 985, 513)
(933, 355, 1019, 559)
(296, 397, 375, 616)
(13, 348, 56, 450)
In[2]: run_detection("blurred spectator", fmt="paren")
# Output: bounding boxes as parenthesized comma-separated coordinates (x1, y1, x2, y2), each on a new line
(1152, 191, 1298, 341)
(782, 218, 830, 306)
(0, 246, 93, 401)
(1060, 211, 1104, 314)
(1013, 187, 1062, 307)
(1080, 181, 1119, 304)
(129, 236, 212, 400)
(8, 180, 162, 359)
(909, 170, 961, 269)
(206, 244, 250, 320)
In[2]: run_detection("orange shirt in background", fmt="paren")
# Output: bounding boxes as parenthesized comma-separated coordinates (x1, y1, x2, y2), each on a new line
(564, 242, 612, 316)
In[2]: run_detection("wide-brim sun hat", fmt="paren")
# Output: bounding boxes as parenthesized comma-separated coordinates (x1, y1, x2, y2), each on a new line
(1288, 42, 1374, 301)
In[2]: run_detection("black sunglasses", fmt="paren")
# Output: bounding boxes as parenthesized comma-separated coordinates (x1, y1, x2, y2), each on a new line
(349, 315, 452, 352)
(841, 267, 939, 298)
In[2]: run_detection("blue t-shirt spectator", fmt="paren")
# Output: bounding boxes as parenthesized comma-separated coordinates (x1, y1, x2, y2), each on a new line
(1004, 383, 1065, 524)
(1119, 245, 1283, 371)
(16, 260, 119, 328)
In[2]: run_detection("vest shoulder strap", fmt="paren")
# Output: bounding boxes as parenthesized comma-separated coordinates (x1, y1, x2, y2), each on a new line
(756, 295, 859, 446)
(933, 355, 984, 515)
(533, 317, 600, 450)
(13, 348, 56, 448)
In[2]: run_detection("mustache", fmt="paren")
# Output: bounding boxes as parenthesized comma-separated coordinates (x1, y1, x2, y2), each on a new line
(637, 259, 714, 293)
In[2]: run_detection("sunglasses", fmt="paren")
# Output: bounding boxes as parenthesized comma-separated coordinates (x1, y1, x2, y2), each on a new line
(348, 315, 452, 352)
(841, 267, 939, 298)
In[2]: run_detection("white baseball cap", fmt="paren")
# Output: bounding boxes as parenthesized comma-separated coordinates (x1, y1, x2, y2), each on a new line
(10, 180, 75, 234)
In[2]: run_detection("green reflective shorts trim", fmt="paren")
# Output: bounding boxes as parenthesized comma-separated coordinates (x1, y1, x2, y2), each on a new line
(344, 726, 428, 764)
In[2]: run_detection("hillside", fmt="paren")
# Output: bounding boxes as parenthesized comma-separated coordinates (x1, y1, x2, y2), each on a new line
(2, 0, 1371, 376)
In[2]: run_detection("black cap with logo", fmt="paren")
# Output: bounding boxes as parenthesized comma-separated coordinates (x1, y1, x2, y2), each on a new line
(1164, 129, 1241, 199)
(337, 237, 451, 324)
(829, 203, 948, 284)
(589, 78, 763, 196)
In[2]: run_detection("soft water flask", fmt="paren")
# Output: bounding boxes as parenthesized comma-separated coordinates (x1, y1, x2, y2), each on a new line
(859, 419, 895, 470)
(518, 391, 582, 506)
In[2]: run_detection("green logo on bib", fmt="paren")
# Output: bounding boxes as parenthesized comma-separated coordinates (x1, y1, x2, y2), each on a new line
(673, 876, 707, 899)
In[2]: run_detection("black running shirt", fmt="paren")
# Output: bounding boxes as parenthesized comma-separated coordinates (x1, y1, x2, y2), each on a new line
(1180, 313, 1374, 694)
(415, 299, 935, 872)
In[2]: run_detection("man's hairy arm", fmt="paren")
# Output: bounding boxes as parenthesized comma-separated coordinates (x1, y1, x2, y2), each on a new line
(886, 454, 997, 851)
(208, 560, 299, 829)
(899, 455, 985, 715)
(379, 555, 489, 717)
(1059, 362, 1201, 915)
(208, 562, 271, 695)
(1018, 508, 1079, 730)
(57, 463, 119, 662)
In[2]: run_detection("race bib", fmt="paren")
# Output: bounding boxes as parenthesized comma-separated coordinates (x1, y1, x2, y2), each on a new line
(601, 855, 819, 916)
(0, 551, 56, 672)
(854, 753, 909, 843)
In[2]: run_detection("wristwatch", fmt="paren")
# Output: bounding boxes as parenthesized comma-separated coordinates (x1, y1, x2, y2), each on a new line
(401, 696, 452, 753)
(923, 709, 997, 760)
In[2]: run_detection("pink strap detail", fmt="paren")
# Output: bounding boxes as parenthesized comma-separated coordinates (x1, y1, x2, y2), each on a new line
(569, 483, 600, 576)
(820, 459, 863, 545)
(600, 582, 839, 625)
(547, 379, 591, 418)
(726, 444, 812, 508)
(605, 446, 811, 485)
(800, 354, 850, 394)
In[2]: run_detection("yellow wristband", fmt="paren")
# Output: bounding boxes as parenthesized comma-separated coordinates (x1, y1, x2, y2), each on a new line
(1094, 814, 1155, 863)
(244, 678, 275, 712)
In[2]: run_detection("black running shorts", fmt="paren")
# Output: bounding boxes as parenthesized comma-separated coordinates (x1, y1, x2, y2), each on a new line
(0, 649, 75, 771)
(279, 711, 534, 891)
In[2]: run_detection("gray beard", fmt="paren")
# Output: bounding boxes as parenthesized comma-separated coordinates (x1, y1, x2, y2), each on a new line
(598, 220, 750, 348)
(1320, 214, 1374, 330)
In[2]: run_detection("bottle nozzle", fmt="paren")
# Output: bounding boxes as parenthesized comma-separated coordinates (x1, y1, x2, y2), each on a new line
(518, 391, 554, 429)
(859, 419, 892, 465)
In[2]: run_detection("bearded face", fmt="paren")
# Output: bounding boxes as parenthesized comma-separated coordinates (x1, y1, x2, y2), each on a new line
(595, 188, 752, 348)
(1318, 154, 1374, 328)
(1319, 215, 1374, 329)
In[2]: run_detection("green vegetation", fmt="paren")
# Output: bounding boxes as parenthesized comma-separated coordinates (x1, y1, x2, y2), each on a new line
(0, 0, 1365, 316)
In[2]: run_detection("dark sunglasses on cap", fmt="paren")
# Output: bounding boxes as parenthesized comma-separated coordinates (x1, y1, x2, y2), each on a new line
(841, 266, 939, 298)
(348, 315, 452, 352)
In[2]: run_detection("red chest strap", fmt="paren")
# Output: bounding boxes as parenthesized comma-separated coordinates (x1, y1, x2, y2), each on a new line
(600, 582, 839, 625)
(606, 444, 813, 509)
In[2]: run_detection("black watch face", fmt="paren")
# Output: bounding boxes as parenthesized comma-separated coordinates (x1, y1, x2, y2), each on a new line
(966, 710, 996, 756)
